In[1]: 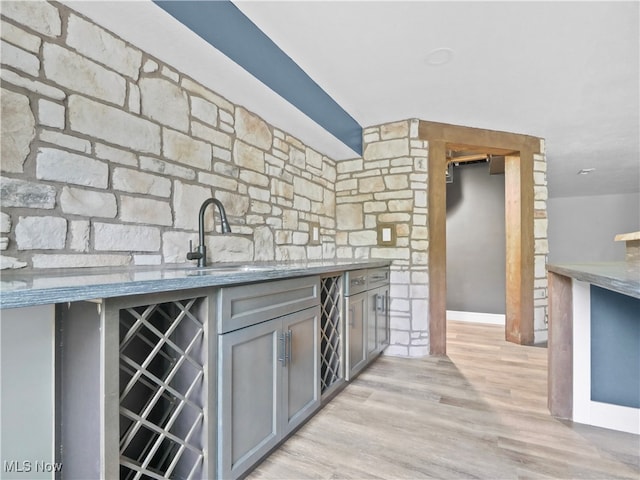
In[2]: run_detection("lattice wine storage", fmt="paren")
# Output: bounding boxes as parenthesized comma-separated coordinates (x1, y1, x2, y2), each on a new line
(320, 276, 343, 396)
(119, 298, 208, 479)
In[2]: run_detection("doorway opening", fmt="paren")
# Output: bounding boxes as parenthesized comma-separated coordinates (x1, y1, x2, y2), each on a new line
(420, 121, 541, 354)
(445, 157, 506, 335)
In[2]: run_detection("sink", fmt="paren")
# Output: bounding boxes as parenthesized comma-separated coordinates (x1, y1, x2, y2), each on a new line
(185, 264, 274, 276)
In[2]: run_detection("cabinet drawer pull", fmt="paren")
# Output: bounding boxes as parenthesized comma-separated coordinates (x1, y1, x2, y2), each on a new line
(370, 275, 387, 282)
(351, 277, 366, 286)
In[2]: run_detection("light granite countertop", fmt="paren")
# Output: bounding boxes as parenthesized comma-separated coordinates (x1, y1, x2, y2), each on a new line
(0, 260, 391, 309)
(547, 262, 640, 299)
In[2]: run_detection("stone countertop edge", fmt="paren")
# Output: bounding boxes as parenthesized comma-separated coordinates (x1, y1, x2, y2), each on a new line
(0, 260, 391, 310)
(547, 262, 640, 299)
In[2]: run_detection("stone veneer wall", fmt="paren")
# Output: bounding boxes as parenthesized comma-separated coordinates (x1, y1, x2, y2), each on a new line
(336, 119, 431, 356)
(533, 146, 549, 341)
(336, 120, 550, 353)
(0, 0, 549, 351)
(0, 1, 337, 270)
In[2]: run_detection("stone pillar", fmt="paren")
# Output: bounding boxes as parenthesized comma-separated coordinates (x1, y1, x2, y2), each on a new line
(336, 119, 430, 357)
(533, 141, 549, 343)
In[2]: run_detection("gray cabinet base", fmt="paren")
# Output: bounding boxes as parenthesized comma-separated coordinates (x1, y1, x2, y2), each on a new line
(218, 306, 320, 480)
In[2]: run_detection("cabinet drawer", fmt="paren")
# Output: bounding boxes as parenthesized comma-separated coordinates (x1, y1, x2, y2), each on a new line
(367, 267, 390, 288)
(344, 269, 368, 296)
(218, 276, 320, 333)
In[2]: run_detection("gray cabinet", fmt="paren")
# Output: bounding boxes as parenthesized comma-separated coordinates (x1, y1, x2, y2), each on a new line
(217, 277, 320, 479)
(344, 267, 390, 381)
(282, 309, 320, 432)
(346, 291, 367, 380)
(218, 316, 281, 480)
(3, 265, 393, 480)
(368, 267, 390, 357)
(370, 285, 390, 355)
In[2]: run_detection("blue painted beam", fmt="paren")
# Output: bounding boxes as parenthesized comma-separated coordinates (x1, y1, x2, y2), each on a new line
(153, 0, 363, 155)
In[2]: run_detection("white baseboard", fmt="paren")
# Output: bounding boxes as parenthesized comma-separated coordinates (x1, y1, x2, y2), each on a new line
(446, 310, 505, 325)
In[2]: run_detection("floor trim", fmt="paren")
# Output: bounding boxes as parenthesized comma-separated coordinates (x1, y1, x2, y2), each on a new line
(446, 310, 505, 325)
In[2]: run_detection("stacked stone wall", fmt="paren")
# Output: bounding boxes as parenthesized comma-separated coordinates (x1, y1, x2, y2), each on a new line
(0, 1, 336, 269)
(336, 119, 431, 356)
(534, 141, 549, 341)
(0, 0, 548, 351)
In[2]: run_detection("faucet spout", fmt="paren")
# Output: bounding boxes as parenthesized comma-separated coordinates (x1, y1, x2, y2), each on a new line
(198, 198, 231, 246)
(187, 197, 232, 267)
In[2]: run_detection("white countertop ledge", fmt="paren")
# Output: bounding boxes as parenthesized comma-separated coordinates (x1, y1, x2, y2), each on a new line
(0, 260, 391, 309)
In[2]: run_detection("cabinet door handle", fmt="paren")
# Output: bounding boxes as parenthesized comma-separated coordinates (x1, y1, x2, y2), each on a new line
(349, 307, 355, 327)
(286, 330, 292, 365)
(374, 293, 385, 312)
(278, 332, 286, 366)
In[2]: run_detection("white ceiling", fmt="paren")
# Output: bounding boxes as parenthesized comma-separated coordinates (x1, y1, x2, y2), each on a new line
(66, 1, 639, 198)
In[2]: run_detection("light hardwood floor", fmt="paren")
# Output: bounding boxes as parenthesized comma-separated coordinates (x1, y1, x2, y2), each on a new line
(249, 321, 639, 479)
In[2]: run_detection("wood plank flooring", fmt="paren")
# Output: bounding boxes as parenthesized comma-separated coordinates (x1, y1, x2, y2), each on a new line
(248, 321, 639, 479)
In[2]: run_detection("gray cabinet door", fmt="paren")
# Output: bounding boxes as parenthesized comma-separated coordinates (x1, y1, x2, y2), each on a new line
(346, 292, 367, 380)
(367, 289, 378, 358)
(281, 306, 321, 434)
(218, 318, 282, 480)
(218, 306, 320, 479)
(372, 286, 390, 354)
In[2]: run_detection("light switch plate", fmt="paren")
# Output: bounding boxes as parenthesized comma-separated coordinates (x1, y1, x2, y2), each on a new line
(377, 223, 397, 246)
(309, 222, 321, 245)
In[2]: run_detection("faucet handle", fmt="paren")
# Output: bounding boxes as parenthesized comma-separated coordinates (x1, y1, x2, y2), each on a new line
(186, 240, 199, 261)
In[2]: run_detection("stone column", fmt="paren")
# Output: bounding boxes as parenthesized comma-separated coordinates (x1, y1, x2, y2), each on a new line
(337, 119, 430, 357)
(534, 142, 550, 343)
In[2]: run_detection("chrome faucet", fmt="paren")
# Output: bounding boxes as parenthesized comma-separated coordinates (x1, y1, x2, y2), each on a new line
(187, 197, 232, 267)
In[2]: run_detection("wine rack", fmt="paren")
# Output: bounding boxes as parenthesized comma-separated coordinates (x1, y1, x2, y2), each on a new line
(320, 275, 343, 396)
(119, 298, 207, 479)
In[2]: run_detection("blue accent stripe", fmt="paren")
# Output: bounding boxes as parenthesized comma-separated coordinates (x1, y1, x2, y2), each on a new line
(153, 0, 362, 155)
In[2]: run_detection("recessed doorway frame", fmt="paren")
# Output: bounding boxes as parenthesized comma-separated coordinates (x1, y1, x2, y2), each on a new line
(419, 121, 542, 354)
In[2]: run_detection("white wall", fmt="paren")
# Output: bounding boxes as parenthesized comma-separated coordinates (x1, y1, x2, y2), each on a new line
(547, 192, 640, 263)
